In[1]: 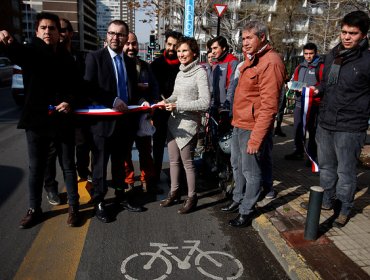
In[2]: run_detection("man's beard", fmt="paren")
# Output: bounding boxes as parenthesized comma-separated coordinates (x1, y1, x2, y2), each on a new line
(165, 50, 177, 60)
(126, 50, 138, 58)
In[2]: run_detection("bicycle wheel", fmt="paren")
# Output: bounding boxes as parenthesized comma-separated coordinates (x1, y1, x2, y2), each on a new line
(195, 251, 244, 280)
(121, 252, 172, 280)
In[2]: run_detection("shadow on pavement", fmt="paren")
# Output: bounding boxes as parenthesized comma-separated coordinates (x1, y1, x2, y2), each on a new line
(0, 165, 24, 208)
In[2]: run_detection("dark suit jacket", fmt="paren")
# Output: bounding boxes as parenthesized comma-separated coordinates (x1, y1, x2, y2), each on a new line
(3, 37, 80, 131)
(84, 47, 143, 137)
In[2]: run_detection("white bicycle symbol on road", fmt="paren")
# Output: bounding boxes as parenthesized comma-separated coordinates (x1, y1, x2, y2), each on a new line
(121, 240, 244, 280)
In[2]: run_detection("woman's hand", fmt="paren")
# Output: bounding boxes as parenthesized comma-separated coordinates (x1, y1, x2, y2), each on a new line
(165, 103, 176, 112)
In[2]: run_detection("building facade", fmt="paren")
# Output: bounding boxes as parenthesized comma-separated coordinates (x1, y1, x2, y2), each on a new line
(20, 0, 98, 51)
(96, 0, 135, 47)
(0, 0, 23, 45)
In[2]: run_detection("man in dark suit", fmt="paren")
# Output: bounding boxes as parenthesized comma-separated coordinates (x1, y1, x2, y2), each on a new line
(84, 20, 145, 223)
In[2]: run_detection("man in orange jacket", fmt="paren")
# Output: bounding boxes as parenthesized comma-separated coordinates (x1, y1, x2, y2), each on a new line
(221, 21, 286, 227)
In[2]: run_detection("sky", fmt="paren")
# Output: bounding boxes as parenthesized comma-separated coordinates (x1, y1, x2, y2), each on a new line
(134, 6, 153, 44)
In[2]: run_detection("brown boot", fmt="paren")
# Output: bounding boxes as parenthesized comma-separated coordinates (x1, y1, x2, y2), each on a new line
(178, 195, 198, 214)
(160, 190, 180, 207)
(19, 208, 43, 229)
(67, 205, 80, 227)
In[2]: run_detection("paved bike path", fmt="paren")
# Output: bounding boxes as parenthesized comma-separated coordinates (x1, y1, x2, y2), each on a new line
(75, 182, 287, 279)
(13, 182, 92, 280)
(4, 148, 287, 280)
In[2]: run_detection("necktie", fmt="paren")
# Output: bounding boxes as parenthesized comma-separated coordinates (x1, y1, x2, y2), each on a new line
(114, 55, 128, 103)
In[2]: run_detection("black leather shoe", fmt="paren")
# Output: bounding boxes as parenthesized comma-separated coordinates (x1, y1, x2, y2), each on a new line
(121, 200, 144, 212)
(67, 205, 80, 227)
(95, 202, 111, 223)
(221, 201, 240, 213)
(274, 128, 286, 137)
(229, 214, 253, 227)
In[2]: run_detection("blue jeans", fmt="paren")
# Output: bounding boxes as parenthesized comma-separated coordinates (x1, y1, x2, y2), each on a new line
(316, 125, 366, 216)
(231, 127, 273, 215)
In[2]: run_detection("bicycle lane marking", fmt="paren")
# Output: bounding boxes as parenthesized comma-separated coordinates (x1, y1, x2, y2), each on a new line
(120, 240, 244, 280)
(13, 181, 92, 280)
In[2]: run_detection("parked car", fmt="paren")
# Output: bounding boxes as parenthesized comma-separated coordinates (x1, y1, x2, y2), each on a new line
(0, 57, 13, 86)
(11, 65, 24, 106)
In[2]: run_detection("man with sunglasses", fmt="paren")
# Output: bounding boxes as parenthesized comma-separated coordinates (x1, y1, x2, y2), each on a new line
(43, 18, 90, 207)
(60, 18, 92, 183)
(84, 20, 145, 223)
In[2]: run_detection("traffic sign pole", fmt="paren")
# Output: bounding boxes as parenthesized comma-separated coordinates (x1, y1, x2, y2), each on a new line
(213, 4, 227, 37)
(217, 17, 221, 36)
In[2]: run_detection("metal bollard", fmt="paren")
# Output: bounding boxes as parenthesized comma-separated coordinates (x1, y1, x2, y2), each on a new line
(304, 186, 324, 240)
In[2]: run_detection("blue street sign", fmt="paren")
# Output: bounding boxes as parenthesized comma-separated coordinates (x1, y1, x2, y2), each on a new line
(184, 0, 194, 37)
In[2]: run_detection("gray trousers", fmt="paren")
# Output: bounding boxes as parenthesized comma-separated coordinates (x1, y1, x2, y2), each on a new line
(231, 127, 273, 215)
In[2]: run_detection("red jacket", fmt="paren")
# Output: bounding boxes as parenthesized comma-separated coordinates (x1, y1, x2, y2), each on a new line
(292, 59, 324, 105)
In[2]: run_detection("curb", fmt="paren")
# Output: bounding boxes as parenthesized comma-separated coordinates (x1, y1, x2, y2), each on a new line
(252, 214, 322, 280)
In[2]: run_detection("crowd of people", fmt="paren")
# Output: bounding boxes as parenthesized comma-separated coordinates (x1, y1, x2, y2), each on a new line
(0, 9, 369, 229)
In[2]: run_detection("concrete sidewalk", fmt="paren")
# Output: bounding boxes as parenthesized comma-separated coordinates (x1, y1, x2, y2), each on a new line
(252, 115, 370, 280)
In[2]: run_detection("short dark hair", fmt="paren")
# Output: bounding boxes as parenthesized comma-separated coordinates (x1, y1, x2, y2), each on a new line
(107, 20, 129, 34)
(208, 36, 229, 52)
(60, 18, 73, 32)
(165, 30, 183, 43)
(341, 10, 370, 35)
(176, 36, 200, 58)
(206, 39, 213, 50)
(35, 12, 61, 32)
(303, 42, 317, 53)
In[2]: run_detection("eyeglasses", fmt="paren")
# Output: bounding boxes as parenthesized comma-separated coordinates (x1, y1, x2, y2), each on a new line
(107, 31, 127, 38)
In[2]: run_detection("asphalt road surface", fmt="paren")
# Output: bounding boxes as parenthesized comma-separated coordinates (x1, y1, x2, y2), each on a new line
(0, 86, 288, 280)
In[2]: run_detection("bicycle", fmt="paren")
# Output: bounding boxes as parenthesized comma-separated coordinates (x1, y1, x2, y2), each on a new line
(121, 240, 244, 280)
(195, 108, 234, 196)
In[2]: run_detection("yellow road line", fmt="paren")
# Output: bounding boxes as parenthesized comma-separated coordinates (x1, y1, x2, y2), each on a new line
(14, 181, 92, 280)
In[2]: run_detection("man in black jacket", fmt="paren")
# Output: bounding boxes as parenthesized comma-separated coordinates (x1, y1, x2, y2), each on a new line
(123, 32, 159, 193)
(0, 12, 81, 228)
(84, 20, 145, 223)
(312, 11, 370, 227)
(150, 30, 183, 185)
(43, 18, 89, 206)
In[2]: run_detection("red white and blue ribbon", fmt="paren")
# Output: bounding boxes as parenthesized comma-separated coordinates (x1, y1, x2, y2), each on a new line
(301, 87, 319, 173)
(74, 104, 163, 116)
